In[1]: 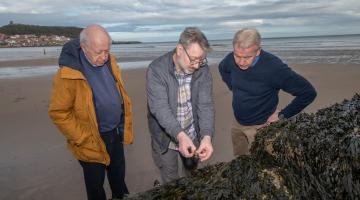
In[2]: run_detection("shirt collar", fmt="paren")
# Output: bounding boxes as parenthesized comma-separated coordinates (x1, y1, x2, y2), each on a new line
(175, 68, 192, 79)
(251, 55, 260, 67)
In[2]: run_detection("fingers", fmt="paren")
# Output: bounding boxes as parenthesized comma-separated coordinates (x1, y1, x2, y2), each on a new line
(177, 132, 214, 160)
(196, 136, 213, 161)
(197, 149, 207, 161)
(186, 146, 196, 157)
(197, 145, 213, 161)
(181, 144, 195, 157)
(177, 131, 195, 157)
(266, 110, 280, 124)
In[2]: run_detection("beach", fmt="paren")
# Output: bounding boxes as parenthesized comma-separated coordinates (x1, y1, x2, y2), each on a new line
(0, 58, 58, 68)
(0, 58, 359, 199)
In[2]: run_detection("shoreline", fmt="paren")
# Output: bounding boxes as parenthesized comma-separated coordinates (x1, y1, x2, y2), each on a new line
(0, 45, 64, 49)
(1, 55, 359, 69)
(0, 57, 157, 69)
(0, 58, 358, 78)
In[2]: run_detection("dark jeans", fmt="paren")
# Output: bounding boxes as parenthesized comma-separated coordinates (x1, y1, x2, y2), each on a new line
(79, 127, 128, 200)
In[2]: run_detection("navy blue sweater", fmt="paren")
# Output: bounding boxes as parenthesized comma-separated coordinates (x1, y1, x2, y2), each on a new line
(219, 50, 316, 125)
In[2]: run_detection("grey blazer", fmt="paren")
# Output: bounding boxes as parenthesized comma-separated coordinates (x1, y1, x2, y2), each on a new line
(146, 50, 215, 153)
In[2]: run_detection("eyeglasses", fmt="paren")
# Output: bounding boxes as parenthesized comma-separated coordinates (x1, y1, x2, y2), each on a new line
(182, 44, 208, 67)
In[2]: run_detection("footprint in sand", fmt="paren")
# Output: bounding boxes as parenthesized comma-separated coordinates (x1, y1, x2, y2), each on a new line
(13, 97, 26, 103)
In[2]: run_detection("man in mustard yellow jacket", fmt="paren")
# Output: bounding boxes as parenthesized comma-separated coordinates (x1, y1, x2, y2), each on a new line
(48, 24, 133, 200)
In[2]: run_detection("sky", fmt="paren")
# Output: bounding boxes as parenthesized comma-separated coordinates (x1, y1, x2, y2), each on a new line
(0, 0, 360, 42)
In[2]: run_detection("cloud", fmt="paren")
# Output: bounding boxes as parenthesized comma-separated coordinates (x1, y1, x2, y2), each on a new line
(0, 0, 359, 41)
(102, 22, 129, 28)
(134, 24, 188, 32)
(109, 30, 180, 42)
(220, 19, 265, 28)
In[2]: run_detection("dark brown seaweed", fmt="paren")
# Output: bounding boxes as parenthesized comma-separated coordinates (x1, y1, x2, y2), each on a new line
(126, 94, 360, 200)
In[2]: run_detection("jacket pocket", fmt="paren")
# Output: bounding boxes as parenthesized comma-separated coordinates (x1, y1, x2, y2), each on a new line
(75, 136, 103, 162)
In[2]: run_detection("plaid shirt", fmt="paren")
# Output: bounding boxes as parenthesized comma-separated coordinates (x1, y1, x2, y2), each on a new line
(169, 70, 197, 150)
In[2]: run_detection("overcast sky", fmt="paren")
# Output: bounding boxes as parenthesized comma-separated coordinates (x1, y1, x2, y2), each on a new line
(0, 0, 359, 42)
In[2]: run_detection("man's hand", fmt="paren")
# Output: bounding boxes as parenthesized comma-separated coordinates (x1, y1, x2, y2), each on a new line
(196, 135, 213, 162)
(266, 110, 281, 125)
(177, 131, 196, 158)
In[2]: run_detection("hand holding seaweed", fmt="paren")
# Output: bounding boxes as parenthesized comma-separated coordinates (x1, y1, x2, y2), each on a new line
(196, 135, 213, 162)
(176, 131, 196, 158)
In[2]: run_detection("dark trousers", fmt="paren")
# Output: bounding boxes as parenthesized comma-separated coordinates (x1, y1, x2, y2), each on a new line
(79, 128, 128, 200)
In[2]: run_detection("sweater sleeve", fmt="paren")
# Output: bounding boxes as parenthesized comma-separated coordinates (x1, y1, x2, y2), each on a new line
(218, 55, 233, 91)
(275, 64, 317, 118)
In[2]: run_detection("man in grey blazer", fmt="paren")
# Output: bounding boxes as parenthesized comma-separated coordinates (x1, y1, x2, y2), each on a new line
(146, 27, 215, 183)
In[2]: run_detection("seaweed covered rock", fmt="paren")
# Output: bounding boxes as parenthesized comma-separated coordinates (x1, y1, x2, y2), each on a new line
(127, 94, 360, 200)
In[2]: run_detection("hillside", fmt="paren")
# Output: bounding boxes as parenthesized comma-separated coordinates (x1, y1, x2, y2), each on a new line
(0, 23, 82, 38)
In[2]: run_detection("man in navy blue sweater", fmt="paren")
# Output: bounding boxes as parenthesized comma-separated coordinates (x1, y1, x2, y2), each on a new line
(219, 28, 317, 156)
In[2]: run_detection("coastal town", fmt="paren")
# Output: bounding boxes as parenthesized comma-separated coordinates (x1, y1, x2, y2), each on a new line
(0, 33, 71, 47)
(0, 22, 142, 48)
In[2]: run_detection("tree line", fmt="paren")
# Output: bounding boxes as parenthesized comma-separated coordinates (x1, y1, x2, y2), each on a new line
(0, 23, 82, 38)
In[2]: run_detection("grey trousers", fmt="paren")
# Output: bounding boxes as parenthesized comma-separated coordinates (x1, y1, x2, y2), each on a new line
(151, 139, 192, 184)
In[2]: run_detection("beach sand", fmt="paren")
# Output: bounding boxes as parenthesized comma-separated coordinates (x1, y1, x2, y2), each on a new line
(0, 63, 359, 199)
(0, 58, 58, 68)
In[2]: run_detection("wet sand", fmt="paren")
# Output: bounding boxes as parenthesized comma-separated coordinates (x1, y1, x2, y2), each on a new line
(0, 62, 359, 199)
(0, 58, 58, 68)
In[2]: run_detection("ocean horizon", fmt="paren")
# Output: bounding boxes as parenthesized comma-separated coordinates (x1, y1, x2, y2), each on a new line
(0, 34, 359, 79)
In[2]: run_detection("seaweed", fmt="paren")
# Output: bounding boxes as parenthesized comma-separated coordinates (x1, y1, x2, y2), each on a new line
(126, 94, 360, 200)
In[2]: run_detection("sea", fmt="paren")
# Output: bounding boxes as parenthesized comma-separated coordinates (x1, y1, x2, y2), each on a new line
(0, 34, 359, 79)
